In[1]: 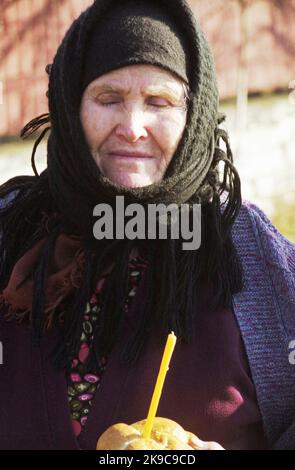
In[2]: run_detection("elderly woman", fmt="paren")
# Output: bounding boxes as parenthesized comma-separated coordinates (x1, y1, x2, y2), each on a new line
(0, 0, 294, 451)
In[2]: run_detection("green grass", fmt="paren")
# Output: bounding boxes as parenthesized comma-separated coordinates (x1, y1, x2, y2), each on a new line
(270, 198, 295, 243)
(0, 138, 37, 158)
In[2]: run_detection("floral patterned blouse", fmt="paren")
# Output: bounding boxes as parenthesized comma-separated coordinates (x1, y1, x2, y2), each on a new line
(67, 255, 148, 437)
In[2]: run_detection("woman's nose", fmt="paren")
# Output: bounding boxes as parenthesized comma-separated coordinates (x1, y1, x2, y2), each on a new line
(115, 106, 149, 142)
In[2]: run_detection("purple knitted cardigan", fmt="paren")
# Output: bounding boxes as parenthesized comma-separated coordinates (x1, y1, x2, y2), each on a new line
(231, 200, 295, 449)
(0, 194, 294, 449)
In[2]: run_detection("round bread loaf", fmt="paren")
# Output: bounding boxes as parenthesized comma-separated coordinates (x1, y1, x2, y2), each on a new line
(96, 417, 199, 450)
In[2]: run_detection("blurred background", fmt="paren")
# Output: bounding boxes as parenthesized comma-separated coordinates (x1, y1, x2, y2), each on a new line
(0, 0, 294, 240)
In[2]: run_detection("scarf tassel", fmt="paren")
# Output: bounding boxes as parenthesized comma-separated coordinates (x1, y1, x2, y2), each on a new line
(20, 113, 51, 177)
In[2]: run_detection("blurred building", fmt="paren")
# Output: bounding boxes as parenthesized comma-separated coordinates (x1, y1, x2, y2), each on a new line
(1, 0, 295, 137)
(0, 0, 91, 137)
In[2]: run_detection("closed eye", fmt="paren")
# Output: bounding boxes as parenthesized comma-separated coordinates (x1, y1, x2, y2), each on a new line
(100, 101, 121, 107)
(99, 101, 170, 108)
(147, 97, 171, 107)
(96, 95, 173, 108)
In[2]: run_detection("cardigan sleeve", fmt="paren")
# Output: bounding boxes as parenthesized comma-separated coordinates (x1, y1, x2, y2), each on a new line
(273, 422, 295, 449)
(245, 200, 295, 332)
(245, 201, 295, 449)
(0, 190, 19, 210)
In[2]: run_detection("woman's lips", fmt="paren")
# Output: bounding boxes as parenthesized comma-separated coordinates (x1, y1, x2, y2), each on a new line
(108, 153, 154, 162)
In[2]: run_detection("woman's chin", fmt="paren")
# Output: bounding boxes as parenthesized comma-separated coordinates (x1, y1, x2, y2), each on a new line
(107, 172, 155, 188)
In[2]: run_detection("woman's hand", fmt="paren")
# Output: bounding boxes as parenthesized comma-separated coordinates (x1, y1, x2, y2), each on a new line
(187, 432, 225, 450)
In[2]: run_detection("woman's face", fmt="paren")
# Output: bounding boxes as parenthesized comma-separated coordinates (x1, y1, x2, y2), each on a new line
(80, 64, 188, 188)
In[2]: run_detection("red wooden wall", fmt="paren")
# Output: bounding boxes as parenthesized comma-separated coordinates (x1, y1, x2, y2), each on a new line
(1, 0, 295, 137)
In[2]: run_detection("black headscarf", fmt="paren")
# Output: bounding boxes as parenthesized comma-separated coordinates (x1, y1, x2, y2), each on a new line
(0, 0, 243, 370)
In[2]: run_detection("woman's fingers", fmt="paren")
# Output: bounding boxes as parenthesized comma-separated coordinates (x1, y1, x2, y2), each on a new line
(188, 432, 224, 450)
(201, 441, 224, 450)
(187, 432, 205, 449)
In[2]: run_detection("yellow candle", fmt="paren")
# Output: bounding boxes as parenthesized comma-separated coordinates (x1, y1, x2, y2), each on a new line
(143, 331, 177, 439)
